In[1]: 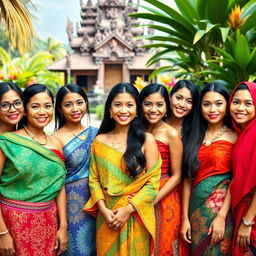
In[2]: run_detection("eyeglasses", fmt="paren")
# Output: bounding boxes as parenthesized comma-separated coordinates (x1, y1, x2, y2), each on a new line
(0, 100, 24, 112)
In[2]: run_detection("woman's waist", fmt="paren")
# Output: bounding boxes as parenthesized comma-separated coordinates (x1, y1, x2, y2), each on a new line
(0, 197, 56, 212)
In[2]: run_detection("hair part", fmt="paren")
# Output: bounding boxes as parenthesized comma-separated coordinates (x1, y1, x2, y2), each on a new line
(55, 84, 90, 130)
(98, 83, 146, 178)
(0, 81, 23, 102)
(18, 84, 53, 128)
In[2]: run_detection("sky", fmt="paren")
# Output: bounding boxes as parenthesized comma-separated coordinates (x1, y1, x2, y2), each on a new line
(33, 0, 176, 45)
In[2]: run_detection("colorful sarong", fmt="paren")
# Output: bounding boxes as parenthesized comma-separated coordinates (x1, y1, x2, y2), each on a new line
(83, 140, 161, 256)
(1, 197, 58, 256)
(155, 140, 189, 255)
(189, 141, 234, 255)
(62, 127, 97, 256)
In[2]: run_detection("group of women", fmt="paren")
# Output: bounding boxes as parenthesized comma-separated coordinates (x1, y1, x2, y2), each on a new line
(0, 80, 255, 256)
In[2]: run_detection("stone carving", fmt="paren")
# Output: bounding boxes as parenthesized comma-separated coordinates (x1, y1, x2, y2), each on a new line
(66, 18, 73, 41)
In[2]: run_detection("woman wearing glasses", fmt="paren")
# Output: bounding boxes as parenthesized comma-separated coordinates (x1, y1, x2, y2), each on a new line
(0, 84, 68, 256)
(0, 82, 24, 134)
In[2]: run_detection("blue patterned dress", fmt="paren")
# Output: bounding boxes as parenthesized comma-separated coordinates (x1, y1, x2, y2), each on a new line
(62, 126, 98, 256)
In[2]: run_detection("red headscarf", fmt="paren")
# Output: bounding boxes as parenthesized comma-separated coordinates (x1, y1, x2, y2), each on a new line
(230, 81, 256, 209)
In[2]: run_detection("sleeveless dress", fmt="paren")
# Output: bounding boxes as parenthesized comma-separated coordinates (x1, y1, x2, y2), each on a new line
(155, 140, 189, 255)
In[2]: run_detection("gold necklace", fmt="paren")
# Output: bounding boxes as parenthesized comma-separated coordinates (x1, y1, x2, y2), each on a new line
(203, 126, 228, 147)
(111, 141, 126, 152)
(72, 126, 86, 141)
(23, 125, 48, 145)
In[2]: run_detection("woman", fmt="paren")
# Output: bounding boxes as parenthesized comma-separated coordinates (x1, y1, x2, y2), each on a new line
(0, 81, 24, 134)
(229, 82, 256, 255)
(166, 80, 199, 137)
(140, 83, 189, 255)
(0, 84, 68, 256)
(54, 84, 97, 256)
(83, 83, 161, 256)
(180, 83, 237, 255)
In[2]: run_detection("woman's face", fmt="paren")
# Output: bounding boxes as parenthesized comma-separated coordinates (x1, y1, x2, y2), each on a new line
(170, 87, 193, 119)
(0, 90, 24, 126)
(230, 89, 255, 129)
(110, 92, 137, 126)
(26, 92, 53, 128)
(201, 91, 227, 125)
(60, 92, 86, 124)
(142, 92, 167, 124)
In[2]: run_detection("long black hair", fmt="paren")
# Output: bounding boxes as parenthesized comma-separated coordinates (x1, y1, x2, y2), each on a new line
(183, 82, 232, 177)
(98, 83, 146, 178)
(0, 81, 23, 102)
(19, 84, 54, 128)
(140, 83, 171, 127)
(55, 84, 90, 130)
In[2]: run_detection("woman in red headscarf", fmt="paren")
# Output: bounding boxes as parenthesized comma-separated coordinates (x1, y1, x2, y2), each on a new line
(230, 82, 256, 255)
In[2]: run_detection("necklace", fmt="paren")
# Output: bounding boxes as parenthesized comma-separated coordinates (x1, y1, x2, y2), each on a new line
(23, 125, 48, 145)
(203, 126, 228, 146)
(111, 141, 126, 152)
(72, 126, 86, 140)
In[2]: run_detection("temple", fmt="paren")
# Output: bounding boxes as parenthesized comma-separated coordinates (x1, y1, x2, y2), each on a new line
(47, 0, 158, 92)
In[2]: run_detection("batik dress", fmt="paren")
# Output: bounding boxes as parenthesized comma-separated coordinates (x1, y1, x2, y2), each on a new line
(0, 132, 66, 256)
(189, 141, 234, 255)
(62, 126, 98, 256)
(154, 140, 190, 256)
(84, 140, 161, 256)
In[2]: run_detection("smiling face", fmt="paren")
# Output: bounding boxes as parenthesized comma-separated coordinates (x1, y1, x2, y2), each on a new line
(109, 92, 137, 127)
(170, 87, 193, 119)
(230, 89, 255, 129)
(201, 91, 227, 125)
(142, 92, 167, 124)
(60, 92, 87, 124)
(0, 90, 24, 126)
(26, 92, 53, 128)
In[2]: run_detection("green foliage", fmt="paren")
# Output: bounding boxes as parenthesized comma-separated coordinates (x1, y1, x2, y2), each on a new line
(96, 105, 103, 120)
(130, 0, 256, 88)
(0, 47, 64, 91)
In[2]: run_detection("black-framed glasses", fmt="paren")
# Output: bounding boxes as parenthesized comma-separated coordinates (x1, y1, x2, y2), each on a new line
(0, 100, 24, 112)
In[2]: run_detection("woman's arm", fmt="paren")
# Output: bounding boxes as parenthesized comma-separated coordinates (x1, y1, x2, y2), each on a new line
(154, 129, 182, 205)
(55, 186, 68, 256)
(0, 148, 15, 255)
(180, 178, 192, 243)
(237, 188, 256, 249)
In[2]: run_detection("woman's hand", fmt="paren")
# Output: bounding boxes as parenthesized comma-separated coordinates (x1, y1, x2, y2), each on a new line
(208, 214, 225, 245)
(109, 204, 134, 231)
(100, 206, 115, 226)
(55, 227, 68, 256)
(0, 232, 15, 256)
(180, 218, 192, 244)
(236, 223, 251, 249)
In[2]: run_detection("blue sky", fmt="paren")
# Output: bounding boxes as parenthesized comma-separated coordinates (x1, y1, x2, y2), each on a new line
(33, 0, 175, 44)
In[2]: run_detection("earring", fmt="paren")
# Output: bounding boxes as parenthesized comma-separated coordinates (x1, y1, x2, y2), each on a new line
(135, 114, 138, 118)
(110, 114, 113, 118)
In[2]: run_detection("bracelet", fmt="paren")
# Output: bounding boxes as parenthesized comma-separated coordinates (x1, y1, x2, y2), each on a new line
(0, 229, 9, 236)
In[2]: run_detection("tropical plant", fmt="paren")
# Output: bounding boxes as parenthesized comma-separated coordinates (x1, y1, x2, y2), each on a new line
(130, 0, 256, 87)
(34, 37, 66, 61)
(0, 47, 63, 91)
(0, 0, 35, 54)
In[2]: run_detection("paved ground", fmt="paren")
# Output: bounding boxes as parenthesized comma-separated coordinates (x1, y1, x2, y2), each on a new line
(45, 113, 102, 135)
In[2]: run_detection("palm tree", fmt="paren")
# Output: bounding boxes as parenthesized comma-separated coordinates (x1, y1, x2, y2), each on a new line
(0, 0, 35, 54)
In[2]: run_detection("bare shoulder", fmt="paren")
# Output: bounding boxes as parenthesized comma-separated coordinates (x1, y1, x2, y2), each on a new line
(49, 135, 63, 150)
(94, 133, 108, 143)
(165, 123, 180, 140)
(144, 132, 155, 144)
(226, 128, 237, 144)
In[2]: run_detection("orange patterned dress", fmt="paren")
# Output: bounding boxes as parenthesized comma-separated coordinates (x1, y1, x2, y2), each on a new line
(154, 140, 190, 256)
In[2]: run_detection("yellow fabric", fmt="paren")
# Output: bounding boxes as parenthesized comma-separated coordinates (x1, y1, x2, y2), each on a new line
(84, 140, 161, 256)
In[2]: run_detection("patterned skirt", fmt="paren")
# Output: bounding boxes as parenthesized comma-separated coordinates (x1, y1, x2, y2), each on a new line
(154, 175, 190, 256)
(189, 175, 234, 256)
(62, 177, 96, 256)
(1, 197, 57, 256)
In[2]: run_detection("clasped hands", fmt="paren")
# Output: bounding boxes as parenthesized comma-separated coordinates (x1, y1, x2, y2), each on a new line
(100, 203, 135, 231)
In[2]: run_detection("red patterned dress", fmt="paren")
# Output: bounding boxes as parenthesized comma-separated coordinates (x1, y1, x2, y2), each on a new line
(154, 140, 189, 256)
